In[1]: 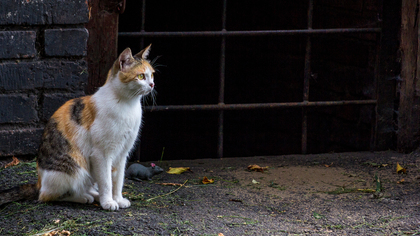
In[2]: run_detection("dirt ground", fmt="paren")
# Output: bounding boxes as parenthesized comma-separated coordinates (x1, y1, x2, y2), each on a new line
(0, 151, 419, 235)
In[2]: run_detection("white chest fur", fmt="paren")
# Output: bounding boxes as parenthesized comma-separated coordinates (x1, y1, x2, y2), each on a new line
(90, 85, 143, 159)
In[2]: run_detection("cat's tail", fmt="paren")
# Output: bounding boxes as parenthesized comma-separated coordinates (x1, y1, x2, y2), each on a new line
(0, 184, 39, 205)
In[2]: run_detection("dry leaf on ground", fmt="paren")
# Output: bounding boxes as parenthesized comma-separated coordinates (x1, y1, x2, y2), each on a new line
(166, 167, 191, 174)
(396, 163, 407, 174)
(4, 156, 20, 168)
(43, 230, 71, 236)
(324, 162, 333, 167)
(202, 176, 214, 184)
(247, 164, 268, 172)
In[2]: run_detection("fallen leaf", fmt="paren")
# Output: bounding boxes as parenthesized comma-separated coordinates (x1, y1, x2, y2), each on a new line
(252, 179, 260, 184)
(166, 167, 191, 174)
(54, 219, 60, 224)
(248, 164, 268, 172)
(397, 178, 405, 184)
(157, 183, 183, 186)
(324, 162, 333, 167)
(396, 163, 407, 174)
(61, 230, 71, 236)
(4, 156, 20, 168)
(202, 176, 214, 184)
(43, 230, 71, 236)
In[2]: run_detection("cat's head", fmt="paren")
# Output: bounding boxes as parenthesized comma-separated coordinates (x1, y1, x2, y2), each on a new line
(107, 44, 155, 97)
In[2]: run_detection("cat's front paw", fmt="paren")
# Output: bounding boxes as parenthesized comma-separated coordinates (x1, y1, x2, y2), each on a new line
(100, 199, 119, 211)
(116, 197, 131, 209)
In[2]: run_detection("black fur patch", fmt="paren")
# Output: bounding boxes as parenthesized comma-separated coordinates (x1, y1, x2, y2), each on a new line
(58, 191, 72, 200)
(71, 98, 84, 125)
(37, 119, 79, 175)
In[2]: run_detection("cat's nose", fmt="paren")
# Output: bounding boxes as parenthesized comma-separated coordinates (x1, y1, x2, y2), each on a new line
(149, 83, 154, 88)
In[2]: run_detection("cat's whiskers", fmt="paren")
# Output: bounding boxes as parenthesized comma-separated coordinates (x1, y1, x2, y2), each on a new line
(141, 89, 157, 108)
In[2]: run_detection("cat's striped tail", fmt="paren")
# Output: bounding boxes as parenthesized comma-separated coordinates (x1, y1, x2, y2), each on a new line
(0, 184, 39, 205)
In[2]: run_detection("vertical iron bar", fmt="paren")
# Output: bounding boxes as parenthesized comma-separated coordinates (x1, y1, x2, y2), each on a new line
(302, 0, 313, 154)
(135, 0, 147, 162)
(218, 0, 227, 158)
(140, 0, 146, 49)
(371, 31, 382, 150)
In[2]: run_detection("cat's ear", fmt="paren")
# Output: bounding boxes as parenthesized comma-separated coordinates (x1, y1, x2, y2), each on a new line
(119, 48, 134, 72)
(134, 44, 152, 60)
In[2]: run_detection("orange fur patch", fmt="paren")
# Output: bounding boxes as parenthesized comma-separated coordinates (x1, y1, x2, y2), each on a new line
(119, 60, 155, 84)
(36, 168, 42, 189)
(39, 191, 61, 202)
(50, 97, 93, 170)
(81, 96, 96, 130)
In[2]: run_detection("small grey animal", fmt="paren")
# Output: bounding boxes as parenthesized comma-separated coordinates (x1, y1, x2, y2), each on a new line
(126, 163, 164, 181)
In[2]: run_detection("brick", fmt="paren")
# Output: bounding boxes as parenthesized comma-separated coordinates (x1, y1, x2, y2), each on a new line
(42, 93, 83, 121)
(49, 0, 90, 25)
(0, 128, 43, 156)
(0, 31, 36, 59)
(0, 0, 89, 25)
(44, 28, 88, 56)
(0, 60, 88, 91)
(0, 94, 38, 123)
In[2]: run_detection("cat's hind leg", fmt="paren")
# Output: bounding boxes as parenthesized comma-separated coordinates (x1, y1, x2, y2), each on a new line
(38, 169, 96, 204)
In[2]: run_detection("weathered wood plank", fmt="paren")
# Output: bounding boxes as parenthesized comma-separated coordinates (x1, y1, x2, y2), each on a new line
(398, 0, 418, 152)
(85, 0, 119, 94)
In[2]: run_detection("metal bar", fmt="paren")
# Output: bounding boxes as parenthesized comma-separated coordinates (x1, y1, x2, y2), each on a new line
(217, 0, 227, 159)
(371, 32, 382, 150)
(139, 0, 146, 49)
(302, 0, 314, 154)
(119, 28, 381, 38)
(144, 100, 377, 112)
(134, 0, 147, 162)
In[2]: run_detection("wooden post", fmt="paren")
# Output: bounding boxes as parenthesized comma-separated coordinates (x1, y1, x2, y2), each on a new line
(398, 0, 419, 152)
(374, 0, 401, 150)
(85, 0, 120, 95)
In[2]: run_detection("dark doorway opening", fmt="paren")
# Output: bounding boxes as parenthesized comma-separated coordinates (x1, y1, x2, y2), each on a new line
(118, 0, 391, 161)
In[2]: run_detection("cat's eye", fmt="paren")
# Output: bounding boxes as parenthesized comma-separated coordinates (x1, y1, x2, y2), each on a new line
(137, 74, 145, 80)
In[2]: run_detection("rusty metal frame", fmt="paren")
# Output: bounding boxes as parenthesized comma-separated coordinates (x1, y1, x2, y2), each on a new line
(119, 0, 381, 158)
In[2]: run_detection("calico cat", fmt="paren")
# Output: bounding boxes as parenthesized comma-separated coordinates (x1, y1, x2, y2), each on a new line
(0, 45, 155, 211)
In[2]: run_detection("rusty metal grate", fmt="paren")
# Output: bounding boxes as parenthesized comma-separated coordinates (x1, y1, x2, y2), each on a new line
(119, 0, 381, 158)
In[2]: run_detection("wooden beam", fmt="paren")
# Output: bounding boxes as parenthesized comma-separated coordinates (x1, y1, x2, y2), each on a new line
(85, 0, 119, 95)
(398, 0, 419, 152)
(374, 0, 401, 150)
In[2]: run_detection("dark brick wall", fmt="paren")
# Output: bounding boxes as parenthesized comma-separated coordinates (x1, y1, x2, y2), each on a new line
(0, 0, 89, 156)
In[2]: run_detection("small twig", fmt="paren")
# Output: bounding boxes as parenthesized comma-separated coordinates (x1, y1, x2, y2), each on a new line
(146, 180, 188, 202)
